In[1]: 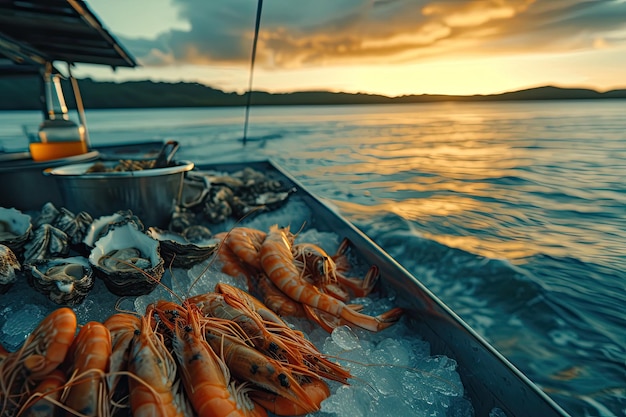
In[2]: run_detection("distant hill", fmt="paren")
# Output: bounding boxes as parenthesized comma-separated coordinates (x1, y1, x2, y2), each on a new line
(0, 75, 625, 110)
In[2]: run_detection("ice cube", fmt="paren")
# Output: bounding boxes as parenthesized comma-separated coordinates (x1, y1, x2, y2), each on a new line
(331, 325, 360, 350)
(0, 303, 46, 351)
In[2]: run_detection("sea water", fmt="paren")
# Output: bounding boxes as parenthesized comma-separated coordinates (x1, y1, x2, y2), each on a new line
(1, 100, 625, 416)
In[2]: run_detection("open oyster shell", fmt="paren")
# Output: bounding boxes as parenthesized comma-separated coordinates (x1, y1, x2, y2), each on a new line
(26, 256, 94, 305)
(89, 223, 164, 296)
(147, 226, 217, 268)
(0, 207, 32, 255)
(83, 210, 144, 249)
(0, 244, 20, 294)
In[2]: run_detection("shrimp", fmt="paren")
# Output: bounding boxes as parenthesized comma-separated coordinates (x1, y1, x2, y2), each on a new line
(215, 282, 295, 328)
(293, 241, 380, 300)
(18, 369, 66, 417)
(103, 313, 141, 415)
(22, 307, 77, 380)
(171, 306, 266, 417)
(63, 321, 112, 417)
(250, 376, 330, 416)
(260, 225, 404, 332)
(214, 232, 257, 286)
(202, 330, 319, 414)
(0, 344, 8, 363)
(215, 283, 352, 385)
(189, 291, 302, 364)
(256, 273, 306, 318)
(333, 238, 380, 298)
(223, 227, 267, 271)
(127, 310, 188, 417)
(0, 307, 76, 416)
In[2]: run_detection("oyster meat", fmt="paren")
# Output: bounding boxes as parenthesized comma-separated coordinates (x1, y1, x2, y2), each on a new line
(89, 223, 164, 296)
(0, 244, 20, 293)
(26, 256, 94, 305)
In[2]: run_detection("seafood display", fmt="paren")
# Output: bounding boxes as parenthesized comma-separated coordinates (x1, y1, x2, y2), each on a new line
(0, 167, 297, 305)
(215, 225, 404, 333)
(0, 165, 421, 417)
(0, 286, 353, 417)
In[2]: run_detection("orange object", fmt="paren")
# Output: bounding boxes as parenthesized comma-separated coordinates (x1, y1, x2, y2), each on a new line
(29, 141, 88, 162)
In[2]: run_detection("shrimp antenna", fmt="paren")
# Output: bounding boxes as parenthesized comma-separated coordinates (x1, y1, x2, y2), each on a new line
(185, 205, 265, 298)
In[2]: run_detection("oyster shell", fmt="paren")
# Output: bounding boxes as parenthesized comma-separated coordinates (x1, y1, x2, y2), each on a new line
(23, 224, 70, 262)
(180, 175, 210, 209)
(202, 186, 234, 223)
(181, 225, 213, 243)
(0, 207, 32, 255)
(168, 207, 197, 233)
(26, 256, 94, 305)
(83, 210, 144, 248)
(0, 244, 20, 293)
(33, 202, 61, 228)
(52, 208, 93, 246)
(147, 227, 217, 268)
(89, 223, 164, 296)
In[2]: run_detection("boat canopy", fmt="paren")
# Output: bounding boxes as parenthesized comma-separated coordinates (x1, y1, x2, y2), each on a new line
(0, 0, 136, 74)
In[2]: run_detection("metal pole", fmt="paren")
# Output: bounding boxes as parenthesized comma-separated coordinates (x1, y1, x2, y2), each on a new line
(67, 63, 91, 149)
(242, 0, 263, 146)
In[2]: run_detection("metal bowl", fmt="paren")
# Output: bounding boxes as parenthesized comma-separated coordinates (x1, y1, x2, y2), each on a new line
(44, 160, 194, 228)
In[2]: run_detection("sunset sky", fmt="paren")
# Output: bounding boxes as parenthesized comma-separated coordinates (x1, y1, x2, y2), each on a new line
(71, 0, 626, 97)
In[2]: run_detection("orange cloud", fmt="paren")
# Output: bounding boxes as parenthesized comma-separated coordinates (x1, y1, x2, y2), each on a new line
(121, 0, 626, 69)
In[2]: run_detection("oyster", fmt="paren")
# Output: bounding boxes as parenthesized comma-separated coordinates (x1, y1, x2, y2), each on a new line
(168, 207, 197, 233)
(52, 208, 93, 246)
(180, 175, 210, 209)
(176, 168, 295, 224)
(0, 207, 32, 255)
(23, 224, 70, 262)
(26, 256, 94, 305)
(89, 223, 164, 296)
(181, 225, 213, 243)
(202, 186, 234, 223)
(0, 244, 20, 294)
(147, 227, 217, 268)
(33, 202, 61, 228)
(83, 210, 144, 248)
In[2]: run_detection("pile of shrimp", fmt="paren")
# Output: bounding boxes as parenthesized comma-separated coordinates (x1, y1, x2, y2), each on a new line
(0, 224, 407, 416)
(0, 282, 352, 417)
(215, 224, 404, 333)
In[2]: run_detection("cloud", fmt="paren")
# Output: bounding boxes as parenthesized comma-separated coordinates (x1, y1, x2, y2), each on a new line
(121, 0, 626, 69)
